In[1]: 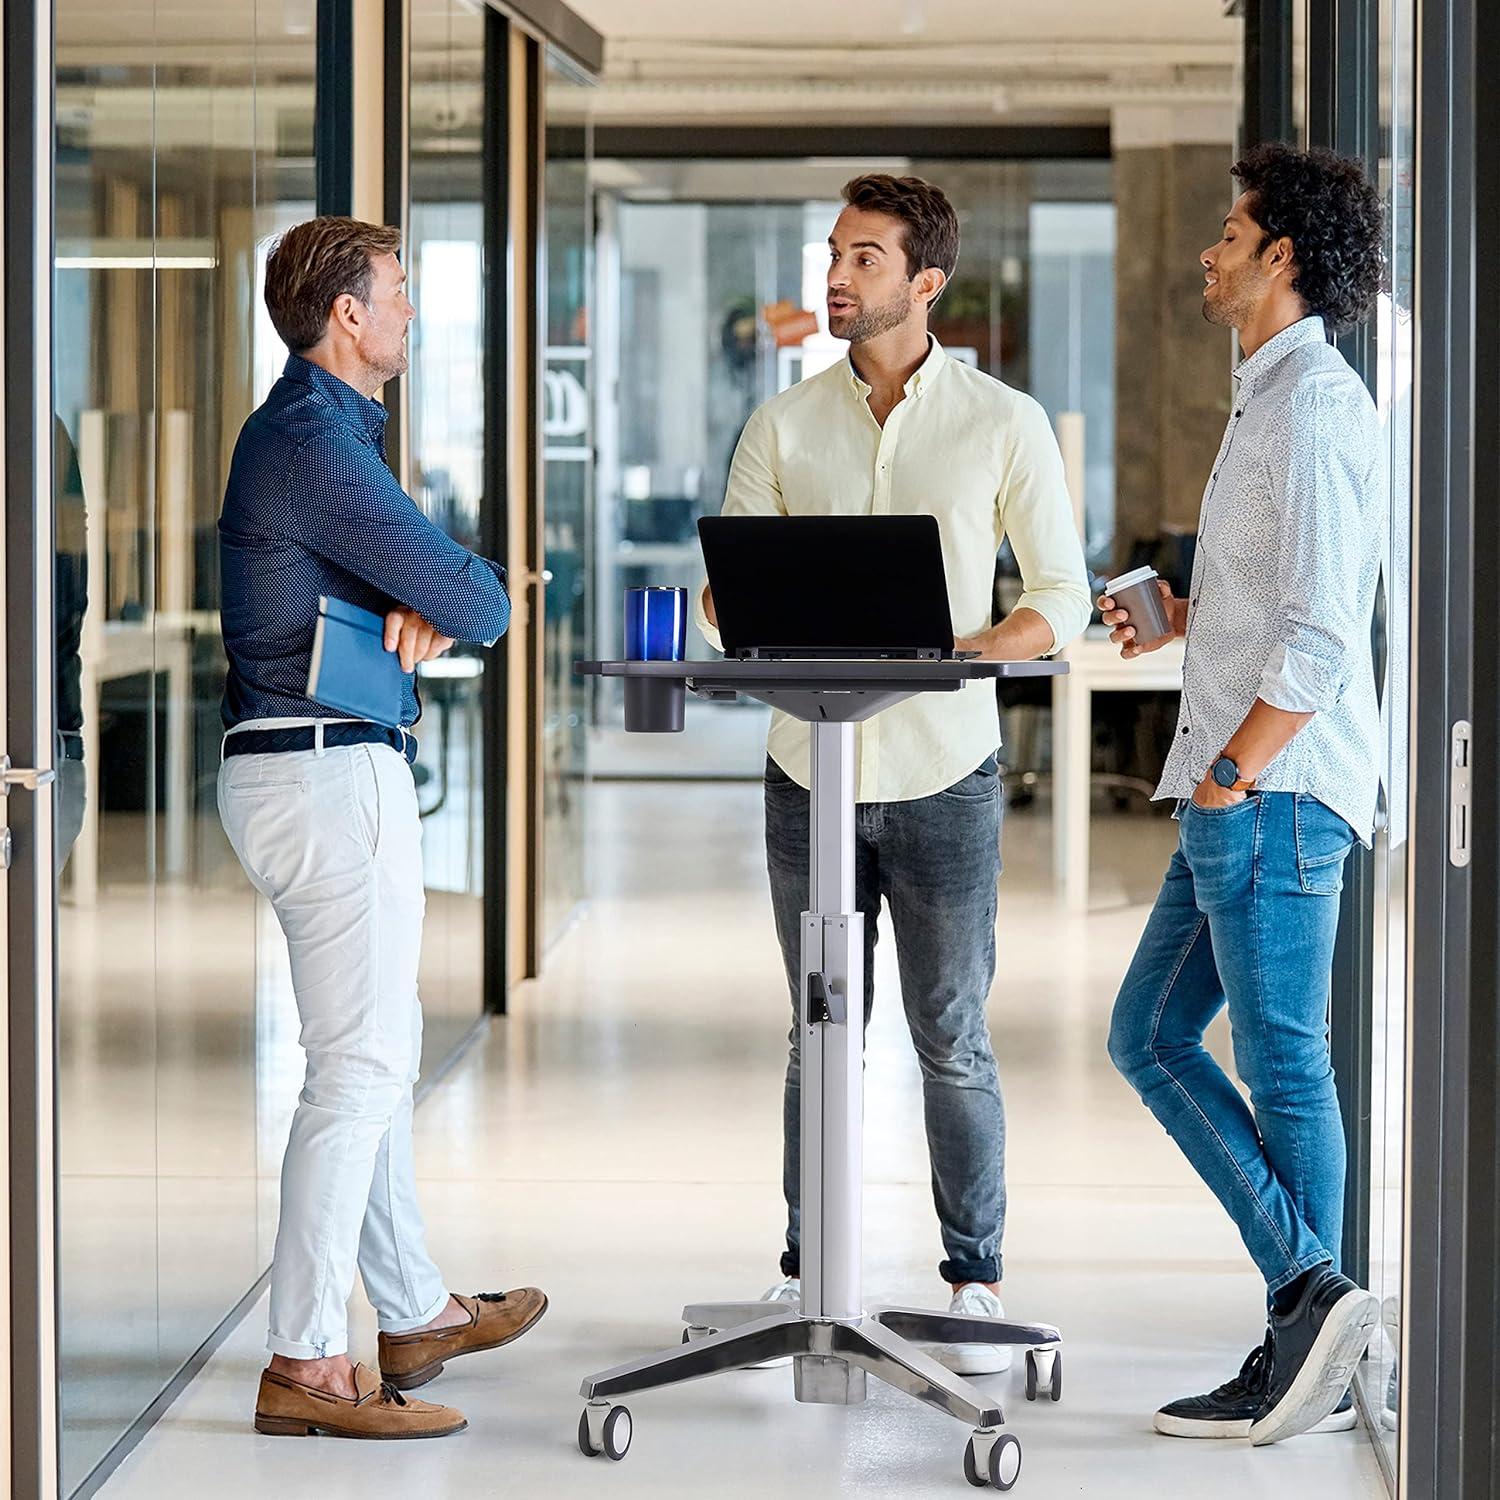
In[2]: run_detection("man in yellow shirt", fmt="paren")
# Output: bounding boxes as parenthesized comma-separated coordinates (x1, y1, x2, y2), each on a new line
(695, 174, 1090, 1370)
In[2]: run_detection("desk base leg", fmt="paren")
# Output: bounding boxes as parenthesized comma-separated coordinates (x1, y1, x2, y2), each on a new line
(682, 1298, 785, 1330)
(577, 1316, 1015, 1477)
(581, 1310, 807, 1401)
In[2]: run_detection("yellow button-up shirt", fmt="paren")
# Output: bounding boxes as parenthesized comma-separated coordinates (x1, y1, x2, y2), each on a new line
(694, 338, 1091, 802)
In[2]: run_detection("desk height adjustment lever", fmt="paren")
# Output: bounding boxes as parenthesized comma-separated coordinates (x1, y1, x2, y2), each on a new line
(807, 970, 846, 1026)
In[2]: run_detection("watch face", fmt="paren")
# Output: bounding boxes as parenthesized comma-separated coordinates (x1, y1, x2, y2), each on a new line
(1212, 757, 1238, 788)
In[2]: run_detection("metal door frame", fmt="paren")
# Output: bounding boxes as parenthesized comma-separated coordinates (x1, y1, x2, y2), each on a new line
(2, 0, 59, 1494)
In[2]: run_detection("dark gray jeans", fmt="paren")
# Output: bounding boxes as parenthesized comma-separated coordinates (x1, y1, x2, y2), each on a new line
(764, 753, 1006, 1286)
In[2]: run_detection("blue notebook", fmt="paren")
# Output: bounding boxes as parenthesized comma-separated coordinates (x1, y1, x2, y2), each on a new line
(306, 595, 410, 728)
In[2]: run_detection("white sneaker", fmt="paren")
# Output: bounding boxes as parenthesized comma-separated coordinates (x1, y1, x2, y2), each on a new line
(934, 1283, 1014, 1375)
(748, 1276, 800, 1369)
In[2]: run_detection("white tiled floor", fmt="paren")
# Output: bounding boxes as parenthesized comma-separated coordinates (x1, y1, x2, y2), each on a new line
(96, 784, 1387, 1499)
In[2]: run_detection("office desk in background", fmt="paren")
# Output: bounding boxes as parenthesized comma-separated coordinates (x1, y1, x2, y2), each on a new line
(1052, 627, 1185, 912)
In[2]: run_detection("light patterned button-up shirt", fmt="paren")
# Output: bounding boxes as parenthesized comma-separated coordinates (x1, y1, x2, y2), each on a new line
(1157, 316, 1386, 840)
(693, 338, 1091, 803)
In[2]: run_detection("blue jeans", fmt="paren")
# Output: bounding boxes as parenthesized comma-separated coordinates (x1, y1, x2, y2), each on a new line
(1108, 791, 1355, 1295)
(765, 754, 1006, 1287)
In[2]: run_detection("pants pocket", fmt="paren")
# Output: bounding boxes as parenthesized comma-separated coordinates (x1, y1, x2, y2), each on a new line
(1293, 794, 1356, 895)
(936, 752, 1001, 801)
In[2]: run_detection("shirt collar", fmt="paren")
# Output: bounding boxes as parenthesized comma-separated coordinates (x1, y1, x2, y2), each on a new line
(1233, 315, 1329, 390)
(846, 335, 948, 400)
(283, 354, 390, 444)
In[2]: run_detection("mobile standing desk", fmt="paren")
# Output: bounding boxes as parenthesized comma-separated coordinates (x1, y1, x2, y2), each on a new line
(573, 657, 1068, 1490)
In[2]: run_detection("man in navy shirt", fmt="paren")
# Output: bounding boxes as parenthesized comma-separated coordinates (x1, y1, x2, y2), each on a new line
(219, 217, 544, 1441)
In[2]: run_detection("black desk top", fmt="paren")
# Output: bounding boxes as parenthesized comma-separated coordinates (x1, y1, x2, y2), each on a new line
(577, 658, 1066, 724)
(576, 658, 1066, 685)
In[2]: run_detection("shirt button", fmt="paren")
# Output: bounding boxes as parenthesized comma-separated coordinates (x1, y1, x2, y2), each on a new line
(1181, 727, 1190, 736)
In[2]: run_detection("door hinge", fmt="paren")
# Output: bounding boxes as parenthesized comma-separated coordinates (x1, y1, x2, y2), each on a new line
(1451, 720, 1472, 868)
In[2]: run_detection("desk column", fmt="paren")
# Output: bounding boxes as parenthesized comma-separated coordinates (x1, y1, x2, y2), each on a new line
(800, 720, 864, 1331)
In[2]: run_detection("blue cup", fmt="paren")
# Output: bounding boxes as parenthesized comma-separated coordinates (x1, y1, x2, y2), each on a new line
(624, 586, 687, 661)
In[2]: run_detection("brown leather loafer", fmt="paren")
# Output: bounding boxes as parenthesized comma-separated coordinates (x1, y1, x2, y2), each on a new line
(254, 1362, 467, 1439)
(379, 1288, 549, 1390)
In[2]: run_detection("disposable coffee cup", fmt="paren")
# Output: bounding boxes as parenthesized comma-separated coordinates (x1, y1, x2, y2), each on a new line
(1104, 566, 1174, 650)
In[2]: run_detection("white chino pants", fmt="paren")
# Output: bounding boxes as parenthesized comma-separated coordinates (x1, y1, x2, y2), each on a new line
(218, 741, 448, 1358)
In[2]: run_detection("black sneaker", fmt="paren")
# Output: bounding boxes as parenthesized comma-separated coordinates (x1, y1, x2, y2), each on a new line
(1154, 1338, 1272, 1438)
(1249, 1267, 1379, 1446)
(1154, 1338, 1359, 1439)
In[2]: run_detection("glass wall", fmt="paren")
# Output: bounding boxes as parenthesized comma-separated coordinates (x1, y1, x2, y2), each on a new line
(591, 158, 1113, 775)
(53, 2, 314, 1490)
(408, 0, 489, 1063)
(541, 51, 594, 946)
(1364, 0, 1416, 1465)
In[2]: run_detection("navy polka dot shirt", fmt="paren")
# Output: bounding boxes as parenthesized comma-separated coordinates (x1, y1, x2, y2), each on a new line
(219, 355, 510, 729)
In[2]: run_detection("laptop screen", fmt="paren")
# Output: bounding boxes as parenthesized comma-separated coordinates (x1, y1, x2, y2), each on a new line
(698, 515, 958, 659)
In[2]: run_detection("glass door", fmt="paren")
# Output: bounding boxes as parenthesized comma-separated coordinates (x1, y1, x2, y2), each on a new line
(1362, 0, 1415, 1469)
(540, 49, 594, 947)
(3, 0, 61, 1487)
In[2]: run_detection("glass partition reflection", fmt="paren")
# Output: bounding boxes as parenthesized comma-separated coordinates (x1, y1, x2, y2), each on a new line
(408, 0, 489, 1066)
(54, 5, 314, 1489)
(542, 50, 594, 947)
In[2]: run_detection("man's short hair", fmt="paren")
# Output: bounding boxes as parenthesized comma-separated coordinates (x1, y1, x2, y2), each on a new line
(840, 174, 960, 305)
(1231, 144, 1385, 330)
(264, 216, 403, 353)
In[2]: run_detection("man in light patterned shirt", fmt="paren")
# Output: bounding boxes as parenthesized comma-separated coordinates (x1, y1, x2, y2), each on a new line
(1102, 145, 1386, 1446)
(695, 174, 1091, 1371)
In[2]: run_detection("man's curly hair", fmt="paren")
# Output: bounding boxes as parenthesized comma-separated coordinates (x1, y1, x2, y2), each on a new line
(1231, 143, 1385, 330)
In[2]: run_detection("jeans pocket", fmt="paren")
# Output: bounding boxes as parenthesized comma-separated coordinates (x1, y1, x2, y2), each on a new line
(937, 753, 1000, 801)
(1183, 792, 1259, 818)
(1294, 794, 1355, 895)
(764, 755, 795, 788)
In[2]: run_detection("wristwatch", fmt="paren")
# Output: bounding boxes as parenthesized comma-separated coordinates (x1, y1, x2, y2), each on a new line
(1210, 754, 1256, 792)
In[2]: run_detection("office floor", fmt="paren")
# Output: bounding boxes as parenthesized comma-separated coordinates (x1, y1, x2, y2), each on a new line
(95, 783, 1388, 1499)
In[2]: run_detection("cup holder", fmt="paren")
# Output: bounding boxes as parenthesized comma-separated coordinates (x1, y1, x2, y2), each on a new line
(624, 674, 685, 733)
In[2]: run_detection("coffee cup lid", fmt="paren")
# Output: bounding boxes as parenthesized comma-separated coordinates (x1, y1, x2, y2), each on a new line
(1105, 565, 1159, 593)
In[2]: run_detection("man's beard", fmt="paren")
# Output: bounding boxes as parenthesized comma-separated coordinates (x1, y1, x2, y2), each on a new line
(362, 342, 409, 386)
(831, 285, 915, 345)
(1201, 266, 1263, 328)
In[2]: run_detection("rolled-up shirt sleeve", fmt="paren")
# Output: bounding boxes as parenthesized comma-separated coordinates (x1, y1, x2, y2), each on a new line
(1258, 386, 1378, 714)
(295, 432, 511, 645)
(998, 395, 1092, 654)
(693, 406, 786, 654)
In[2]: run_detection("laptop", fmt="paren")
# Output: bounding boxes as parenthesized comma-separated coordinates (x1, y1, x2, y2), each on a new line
(697, 514, 968, 660)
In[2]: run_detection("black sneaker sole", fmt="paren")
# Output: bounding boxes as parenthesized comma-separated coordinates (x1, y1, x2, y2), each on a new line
(1249, 1290, 1378, 1446)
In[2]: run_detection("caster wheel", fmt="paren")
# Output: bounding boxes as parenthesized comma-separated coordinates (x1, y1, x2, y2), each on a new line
(989, 1432, 1022, 1490)
(601, 1405, 632, 1461)
(577, 1403, 632, 1461)
(963, 1434, 989, 1488)
(1026, 1347, 1060, 1404)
